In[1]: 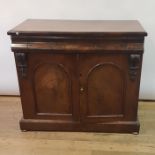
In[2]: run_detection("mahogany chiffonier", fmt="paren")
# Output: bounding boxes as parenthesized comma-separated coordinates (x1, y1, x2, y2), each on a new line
(8, 19, 147, 133)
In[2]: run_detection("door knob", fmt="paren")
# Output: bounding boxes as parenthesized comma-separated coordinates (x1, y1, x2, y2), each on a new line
(80, 87, 84, 92)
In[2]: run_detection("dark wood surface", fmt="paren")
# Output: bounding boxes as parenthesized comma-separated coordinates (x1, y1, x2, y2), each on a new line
(8, 19, 147, 36)
(8, 19, 147, 133)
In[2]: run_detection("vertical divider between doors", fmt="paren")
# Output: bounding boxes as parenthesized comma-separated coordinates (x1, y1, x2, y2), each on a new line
(78, 53, 86, 123)
(73, 53, 81, 122)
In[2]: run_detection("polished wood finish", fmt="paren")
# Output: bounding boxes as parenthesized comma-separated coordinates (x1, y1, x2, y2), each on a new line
(8, 19, 147, 133)
(8, 19, 146, 35)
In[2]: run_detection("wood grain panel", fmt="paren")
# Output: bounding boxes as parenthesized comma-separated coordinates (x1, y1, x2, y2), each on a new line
(87, 63, 125, 116)
(33, 63, 71, 114)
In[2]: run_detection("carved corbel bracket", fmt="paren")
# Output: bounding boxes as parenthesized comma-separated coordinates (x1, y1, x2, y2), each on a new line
(129, 54, 141, 81)
(15, 52, 28, 78)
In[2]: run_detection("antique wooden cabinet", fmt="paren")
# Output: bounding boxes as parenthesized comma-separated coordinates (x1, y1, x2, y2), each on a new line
(8, 19, 147, 133)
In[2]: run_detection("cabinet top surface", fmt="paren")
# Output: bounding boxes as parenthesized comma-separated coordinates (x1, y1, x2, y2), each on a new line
(8, 19, 147, 36)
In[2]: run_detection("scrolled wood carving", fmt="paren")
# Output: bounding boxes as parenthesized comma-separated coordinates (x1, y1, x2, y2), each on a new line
(129, 54, 141, 81)
(15, 52, 28, 78)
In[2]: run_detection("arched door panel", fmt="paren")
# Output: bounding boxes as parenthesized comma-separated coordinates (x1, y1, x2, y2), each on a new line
(87, 63, 125, 116)
(28, 53, 79, 121)
(79, 54, 127, 122)
(34, 63, 71, 114)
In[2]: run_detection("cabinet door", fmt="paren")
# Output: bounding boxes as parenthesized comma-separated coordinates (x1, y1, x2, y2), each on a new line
(79, 53, 142, 123)
(16, 52, 79, 122)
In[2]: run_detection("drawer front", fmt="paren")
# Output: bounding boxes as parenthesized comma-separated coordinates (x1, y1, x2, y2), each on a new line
(79, 53, 142, 123)
(15, 52, 80, 121)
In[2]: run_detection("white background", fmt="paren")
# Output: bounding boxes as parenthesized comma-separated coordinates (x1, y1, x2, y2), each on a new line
(0, 0, 155, 99)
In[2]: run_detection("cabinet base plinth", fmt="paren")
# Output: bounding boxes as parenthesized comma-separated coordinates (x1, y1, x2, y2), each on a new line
(20, 118, 140, 133)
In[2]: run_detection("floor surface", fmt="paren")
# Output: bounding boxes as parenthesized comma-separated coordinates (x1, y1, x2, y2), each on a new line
(0, 96, 155, 155)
